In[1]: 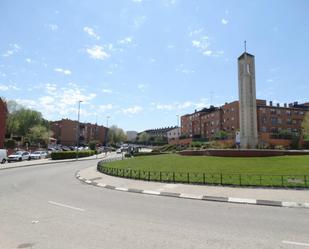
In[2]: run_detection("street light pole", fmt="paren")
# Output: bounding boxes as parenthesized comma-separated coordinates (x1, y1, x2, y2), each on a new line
(176, 114, 180, 150)
(76, 100, 82, 160)
(105, 115, 110, 146)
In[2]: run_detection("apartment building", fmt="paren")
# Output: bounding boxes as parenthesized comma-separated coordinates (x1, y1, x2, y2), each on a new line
(0, 98, 8, 148)
(181, 100, 309, 146)
(51, 119, 107, 146)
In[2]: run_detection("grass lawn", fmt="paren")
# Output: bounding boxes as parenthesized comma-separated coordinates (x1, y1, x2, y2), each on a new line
(100, 154, 309, 188)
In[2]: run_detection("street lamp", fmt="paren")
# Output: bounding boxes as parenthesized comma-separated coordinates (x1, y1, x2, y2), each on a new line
(176, 114, 180, 150)
(76, 100, 82, 159)
(105, 116, 110, 147)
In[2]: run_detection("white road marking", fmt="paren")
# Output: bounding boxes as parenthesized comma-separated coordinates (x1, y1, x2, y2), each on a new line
(179, 194, 203, 199)
(228, 197, 257, 204)
(48, 201, 85, 212)
(115, 187, 128, 191)
(282, 202, 301, 208)
(142, 190, 160, 195)
(282, 240, 309, 247)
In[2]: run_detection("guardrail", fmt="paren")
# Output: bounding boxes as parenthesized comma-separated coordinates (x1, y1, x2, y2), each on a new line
(97, 161, 309, 188)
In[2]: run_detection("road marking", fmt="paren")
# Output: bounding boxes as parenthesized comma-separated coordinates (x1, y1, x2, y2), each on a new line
(179, 193, 203, 200)
(115, 187, 128, 191)
(282, 241, 309, 247)
(228, 197, 257, 204)
(48, 201, 85, 212)
(142, 190, 160, 195)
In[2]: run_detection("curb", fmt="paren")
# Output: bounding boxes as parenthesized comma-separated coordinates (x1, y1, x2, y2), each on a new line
(0, 156, 104, 171)
(75, 171, 309, 209)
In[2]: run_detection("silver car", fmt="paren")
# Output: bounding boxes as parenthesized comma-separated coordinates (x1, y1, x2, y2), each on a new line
(30, 151, 47, 159)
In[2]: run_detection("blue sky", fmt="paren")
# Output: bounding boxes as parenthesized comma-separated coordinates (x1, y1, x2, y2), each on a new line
(1, 0, 308, 132)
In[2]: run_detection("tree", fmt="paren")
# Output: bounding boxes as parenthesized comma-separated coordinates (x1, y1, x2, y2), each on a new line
(137, 132, 150, 144)
(107, 125, 127, 145)
(301, 112, 309, 140)
(25, 125, 51, 147)
(5, 100, 52, 148)
(214, 130, 230, 140)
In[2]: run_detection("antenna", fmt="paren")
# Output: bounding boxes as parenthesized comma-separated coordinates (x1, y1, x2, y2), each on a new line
(244, 40, 247, 53)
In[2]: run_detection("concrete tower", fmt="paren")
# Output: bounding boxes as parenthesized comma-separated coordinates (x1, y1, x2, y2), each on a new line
(238, 43, 258, 149)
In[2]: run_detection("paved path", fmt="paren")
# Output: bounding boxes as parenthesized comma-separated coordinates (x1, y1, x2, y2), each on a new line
(79, 164, 309, 208)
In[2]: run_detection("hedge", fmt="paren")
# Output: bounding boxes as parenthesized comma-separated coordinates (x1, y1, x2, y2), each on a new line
(51, 150, 95, 160)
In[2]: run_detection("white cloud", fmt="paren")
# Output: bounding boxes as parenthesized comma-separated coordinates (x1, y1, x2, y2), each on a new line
(99, 104, 113, 111)
(122, 106, 143, 115)
(132, 0, 142, 2)
(163, 0, 177, 7)
(0, 83, 20, 91)
(48, 24, 58, 31)
(118, 37, 133, 44)
(102, 88, 113, 93)
(83, 26, 100, 40)
(176, 64, 195, 74)
(137, 84, 148, 91)
(2, 44, 20, 57)
(54, 68, 72, 75)
(189, 28, 203, 37)
(133, 16, 146, 29)
(192, 36, 209, 50)
(153, 99, 210, 111)
(221, 19, 229, 25)
(0, 84, 9, 91)
(25, 58, 32, 63)
(192, 36, 224, 58)
(86, 45, 110, 60)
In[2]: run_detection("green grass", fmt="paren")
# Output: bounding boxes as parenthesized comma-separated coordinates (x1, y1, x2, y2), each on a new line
(107, 154, 309, 174)
(99, 154, 309, 188)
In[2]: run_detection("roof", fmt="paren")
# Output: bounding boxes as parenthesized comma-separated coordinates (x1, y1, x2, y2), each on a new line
(238, 52, 254, 60)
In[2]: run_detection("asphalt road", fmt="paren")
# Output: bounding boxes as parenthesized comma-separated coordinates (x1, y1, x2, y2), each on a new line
(0, 158, 308, 249)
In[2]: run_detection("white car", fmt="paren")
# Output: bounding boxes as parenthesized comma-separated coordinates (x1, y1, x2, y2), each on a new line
(0, 149, 7, 164)
(8, 151, 30, 162)
(30, 151, 47, 160)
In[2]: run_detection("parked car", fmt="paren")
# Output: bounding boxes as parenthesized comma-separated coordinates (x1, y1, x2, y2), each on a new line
(30, 151, 48, 160)
(8, 151, 30, 162)
(0, 149, 8, 164)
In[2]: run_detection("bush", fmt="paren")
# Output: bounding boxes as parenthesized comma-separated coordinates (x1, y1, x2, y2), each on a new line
(51, 150, 95, 160)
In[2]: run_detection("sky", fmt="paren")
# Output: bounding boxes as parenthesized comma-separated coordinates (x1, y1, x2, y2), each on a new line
(0, 0, 309, 132)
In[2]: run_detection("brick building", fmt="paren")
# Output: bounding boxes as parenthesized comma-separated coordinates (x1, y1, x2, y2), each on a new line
(181, 100, 309, 147)
(0, 98, 8, 148)
(51, 119, 107, 146)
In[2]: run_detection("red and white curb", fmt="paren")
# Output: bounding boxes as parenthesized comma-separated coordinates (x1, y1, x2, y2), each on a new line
(76, 172, 309, 209)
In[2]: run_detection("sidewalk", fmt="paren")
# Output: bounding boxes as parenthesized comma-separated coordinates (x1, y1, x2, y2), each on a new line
(78, 165, 309, 209)
(0, 152, 108, 171)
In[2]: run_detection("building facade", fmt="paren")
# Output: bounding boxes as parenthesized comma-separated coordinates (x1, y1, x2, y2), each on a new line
(0, 98, 8, 148)
(181, 100, 309, 147)
(51, 119, 107, 146)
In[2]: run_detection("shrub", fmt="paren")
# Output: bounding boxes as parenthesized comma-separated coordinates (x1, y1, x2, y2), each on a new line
(51, 150, 95, 160)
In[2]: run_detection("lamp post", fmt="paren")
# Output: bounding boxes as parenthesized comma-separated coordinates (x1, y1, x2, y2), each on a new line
(176, 114, 180, 150)
(76, 100, 82, 160)
(105, 116, 110, 151)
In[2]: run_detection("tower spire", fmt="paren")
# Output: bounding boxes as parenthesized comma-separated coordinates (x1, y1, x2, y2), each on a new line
(244, 40, 247, 53)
